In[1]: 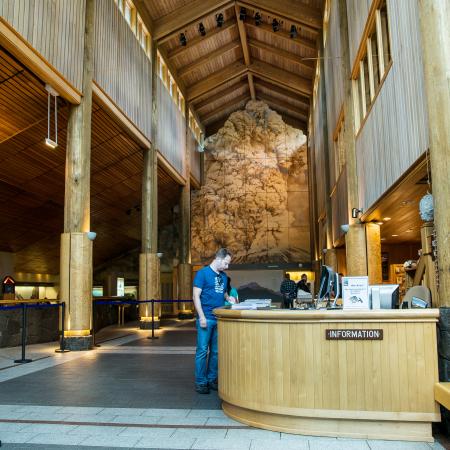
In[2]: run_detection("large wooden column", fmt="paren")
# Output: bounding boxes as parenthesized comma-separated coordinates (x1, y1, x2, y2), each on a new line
(177, 102, 193, 317)
(338, 0, 368, 276)
(365, 223, 382, 284)
(60, 0, 94, 350)
(418, 0, 450, 419)
(139, 39, 160, 328)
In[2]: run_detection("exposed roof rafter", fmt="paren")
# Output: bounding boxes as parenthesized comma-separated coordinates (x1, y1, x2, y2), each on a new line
(254, 79, 309, 110)
(193, 80, 248, 111)
(201, 92, 250, 123)
(257, 92, 309, 122)
(153, 0, 234, 43)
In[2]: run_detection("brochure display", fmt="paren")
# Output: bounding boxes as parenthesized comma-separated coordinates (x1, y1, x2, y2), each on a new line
(342, 276, 369, 309)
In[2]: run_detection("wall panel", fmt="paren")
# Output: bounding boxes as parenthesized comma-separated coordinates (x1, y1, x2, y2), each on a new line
(356, 0, 429, 211)
(0, 0, 85, 91)
(189, 131, 201, 184)
(313, 81, 326, 220)
(331, 166, 348, 245)
(156, 77, 186, 177)
(346, 0, 371, 69)
(93, 0, 152, 139)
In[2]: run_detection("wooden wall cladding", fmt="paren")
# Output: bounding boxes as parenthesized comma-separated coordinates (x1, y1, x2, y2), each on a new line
(331, 166, 348, 246)
(313, 79, 326, 220)
(346, 0, 372, 68)
(0, 0, 85, 91)
(356, 0, 429, 212)
(93, 0, 153, 140)
(188, 129, 201, 184)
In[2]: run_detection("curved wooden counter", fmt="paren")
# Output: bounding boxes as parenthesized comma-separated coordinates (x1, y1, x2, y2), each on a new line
(214, 308, 440, 442)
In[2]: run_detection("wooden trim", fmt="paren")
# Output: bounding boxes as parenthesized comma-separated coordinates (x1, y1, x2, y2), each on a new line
(153, 0, 234, 42)
(190, 173, 201, 189)
(435, 383, 450, 410)
(236, 0, 321, 33)
(355, 59, 393, 139)
(375, 10, 385, 77)
(92, 83, 151, 149)
(350, 0, 383, 79)
(247, 73, 255, 100)
(157, 151, 186, 186)
(366, 38, 375, 100)
(332, 106, 345, 141)
(0, 18, 82, 104)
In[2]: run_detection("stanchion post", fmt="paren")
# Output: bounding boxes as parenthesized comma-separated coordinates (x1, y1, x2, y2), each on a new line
(55, 301, 70, 353)
(147, 299, 159, 339)
(14, 303, 32, 364)
(93, 300, 101, 347)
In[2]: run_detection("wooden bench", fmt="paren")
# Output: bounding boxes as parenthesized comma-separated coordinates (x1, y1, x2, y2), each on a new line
(435, 382, 450, 409)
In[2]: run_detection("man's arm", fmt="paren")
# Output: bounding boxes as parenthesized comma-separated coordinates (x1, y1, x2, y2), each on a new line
(193, 286, 207, 328)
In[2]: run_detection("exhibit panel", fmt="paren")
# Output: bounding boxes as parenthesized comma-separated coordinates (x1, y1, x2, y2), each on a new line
(216, 308, 440, 442)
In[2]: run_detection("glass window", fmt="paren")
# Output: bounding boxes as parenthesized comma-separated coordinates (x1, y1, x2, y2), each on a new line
(379, 1, 391, 69)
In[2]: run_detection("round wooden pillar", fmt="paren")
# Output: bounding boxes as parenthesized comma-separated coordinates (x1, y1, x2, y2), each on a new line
(139, 252, 161, 328)
(345, 224, 367, 276)
(366, 223, 382, 284)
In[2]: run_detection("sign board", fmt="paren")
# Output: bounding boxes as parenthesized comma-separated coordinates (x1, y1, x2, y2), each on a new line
(2, 275, 15, 299)
(326, 329, 383, 340)
(342, 276, 369, 310)
(117, 277, 125, 297)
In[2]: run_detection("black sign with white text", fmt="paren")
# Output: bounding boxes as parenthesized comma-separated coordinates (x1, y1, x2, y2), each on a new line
(325, 329, 383, 340)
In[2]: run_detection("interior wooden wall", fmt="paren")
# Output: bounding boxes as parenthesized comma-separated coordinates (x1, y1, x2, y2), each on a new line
(94, 0, 153, 140)
(346, 0, 372, 67)
(189, 130, 201, 184)
(0, 0, 85, 91)
(355, 0, 429, 212)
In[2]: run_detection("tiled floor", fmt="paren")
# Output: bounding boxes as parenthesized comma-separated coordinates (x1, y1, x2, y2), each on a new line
(0, 319, 447, 450)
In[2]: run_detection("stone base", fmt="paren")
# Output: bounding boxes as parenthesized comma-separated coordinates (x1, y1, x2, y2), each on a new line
(140, 320, 160, 329)
(64, 336, 93, 351)
(178, 312, 195, 320)
(439, 307, 450, 433)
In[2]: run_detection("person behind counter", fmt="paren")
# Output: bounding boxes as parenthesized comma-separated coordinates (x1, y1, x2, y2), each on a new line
(192, 248, 236, 394)
(280, 273, 297, 309)
(297, 273, 310, 293)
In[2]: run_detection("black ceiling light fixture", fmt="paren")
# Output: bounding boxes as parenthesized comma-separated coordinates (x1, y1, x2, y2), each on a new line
(254, 12, 262, 26)
(216, 13, 224, 27)
(239, 7, 246, 21)
(290, 24, 297, 38)
(272, 18, 280, 32)
(179, 32, 187, 46)
(198, 22, 206, 36)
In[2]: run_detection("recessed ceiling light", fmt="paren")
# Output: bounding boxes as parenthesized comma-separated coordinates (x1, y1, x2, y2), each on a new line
(406, 229, 413, 233)
(376, 221, 383, 225)
(383, 217, 391, 221)
(391, 234, 398, 237)
(400, 200, 414, 207)
(381, 238, 386, 241)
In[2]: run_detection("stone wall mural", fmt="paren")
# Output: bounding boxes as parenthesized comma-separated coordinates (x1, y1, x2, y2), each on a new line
(192, 101, 310, 265)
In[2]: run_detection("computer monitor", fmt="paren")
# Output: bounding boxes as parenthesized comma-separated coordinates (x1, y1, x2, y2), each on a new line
(318, 265, 340, 302)
(369, 284, 399, 309)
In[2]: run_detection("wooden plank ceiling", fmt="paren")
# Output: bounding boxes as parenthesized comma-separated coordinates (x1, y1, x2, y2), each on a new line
(139, 0, 323, 135)
(0, 48, 180, 274)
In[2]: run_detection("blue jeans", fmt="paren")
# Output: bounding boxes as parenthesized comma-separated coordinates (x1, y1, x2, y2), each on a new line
(195, 318, 218, 386)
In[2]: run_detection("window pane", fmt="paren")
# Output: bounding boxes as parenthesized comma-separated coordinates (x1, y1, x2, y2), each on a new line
(380, 1, 391, 69)
(370, 35, 380, 88)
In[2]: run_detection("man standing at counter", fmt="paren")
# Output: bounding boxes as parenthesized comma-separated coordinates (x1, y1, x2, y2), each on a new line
(193, 248, 235, 394)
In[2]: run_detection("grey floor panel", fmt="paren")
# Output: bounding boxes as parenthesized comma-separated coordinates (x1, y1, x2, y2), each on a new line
(0, 353, 221, 409)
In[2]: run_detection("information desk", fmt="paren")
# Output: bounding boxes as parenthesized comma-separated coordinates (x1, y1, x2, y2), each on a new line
(214, 308, 440, 442)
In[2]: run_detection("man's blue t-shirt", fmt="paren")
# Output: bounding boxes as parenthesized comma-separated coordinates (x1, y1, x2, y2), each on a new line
(193, 266, 227, 319)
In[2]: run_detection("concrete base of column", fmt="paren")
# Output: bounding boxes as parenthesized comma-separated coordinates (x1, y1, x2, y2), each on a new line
(64, 335, 93, 351)
(439, 307, 450, 433)
(178, 263, 193, 316)
(139, 318, 161, 329)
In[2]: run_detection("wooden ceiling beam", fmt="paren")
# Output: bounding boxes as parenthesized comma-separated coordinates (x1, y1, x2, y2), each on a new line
(201, 92, 250, 123)
(257, 92, 309, 122)
(153, 0, 234, 43)
(254, 79, 309, 110)
(193, 80, 248, 111)
(167, 19, 237, 59)
(249, 59, 312, 96)
(178, 40, 240, 78)
(187, 61, 247, 101)
(245, 20, 316, 53)
(234, 3, 254, 100)
(237, 0, 322, 33)
(248, 38, 315, 72)
(281, 114, 307, 132)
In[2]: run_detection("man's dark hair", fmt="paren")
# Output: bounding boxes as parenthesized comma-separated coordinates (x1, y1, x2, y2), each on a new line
(215, 248, 232, 259)
(285, 273, 290, 279)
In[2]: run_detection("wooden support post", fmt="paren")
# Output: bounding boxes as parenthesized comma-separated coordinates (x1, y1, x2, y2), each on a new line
(139, 39, 160, 328)
(324, 249, 338, 273)
(60, 0, 94, 350)
(338, 0, 368, 275)
(418, 0, 450, 307)
(366, 223, 382, 284)
(178, 101, 193, 317)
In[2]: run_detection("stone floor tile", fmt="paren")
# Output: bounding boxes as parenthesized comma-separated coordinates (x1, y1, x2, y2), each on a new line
(0, 431, 39, 444)
(367, 441, 433, 450)
(250, 438, 310, 450)
(158, 416, 208, 426)
(0, 421, 29, 431)
(172, 428, 228, 439)
(187, 409, 227, 418)
(134, 436, 196, 449)
(0, 412, 27, 420)
(96, 408, 145, 416)
(192, 438, 252, 449)
(58, 406, 105, 415)
(119, 426, 176, 437)
(26, 433, 88, 445)
(141, 408, 191, 417)
(80, 435, 141, 447)
(206, 417, 245, 426)
(64, 413, 118, 423)
(309, 437, 370, 449)
(226, 428, 281, 440)
(280, 432, 318, 441)
(429, 442, 446, 450)
(14, 412, 73, 421)
(19, 423, 78, 434)
(12, 405, 62, 414)
(67, 425, 127, 435)
(111, 414, 163, 424)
